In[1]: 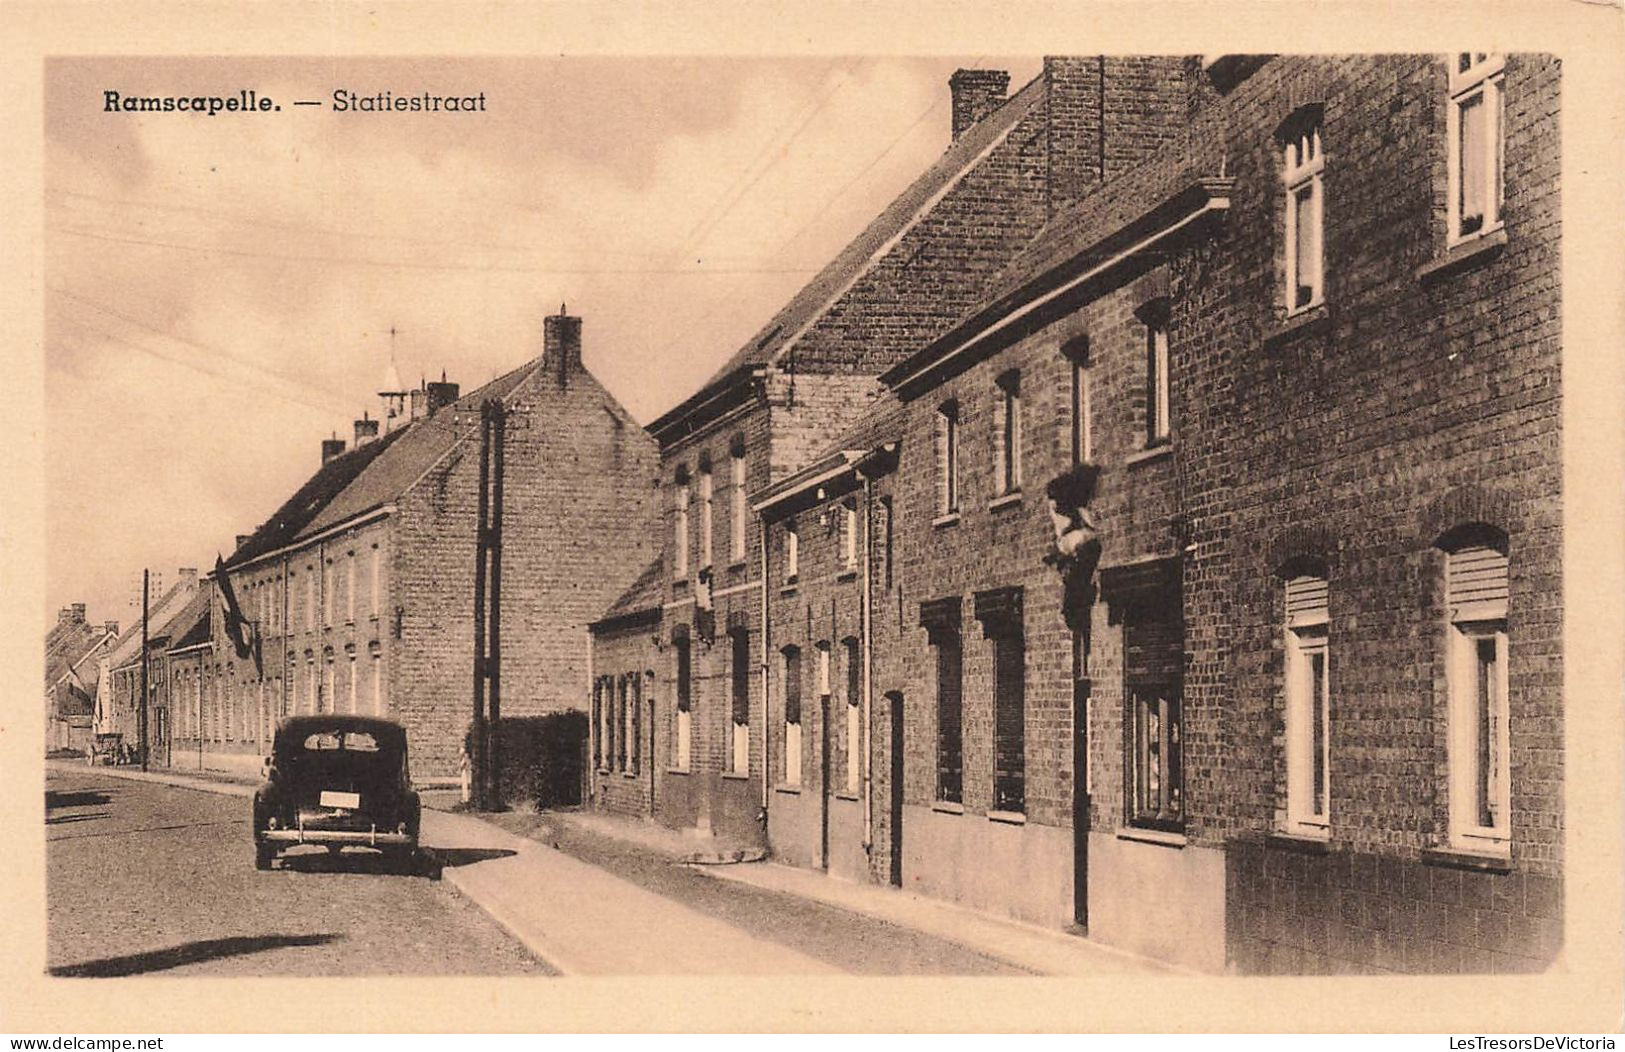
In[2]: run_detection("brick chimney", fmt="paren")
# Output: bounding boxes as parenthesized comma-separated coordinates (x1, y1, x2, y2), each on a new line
(949, 68, 1010, 140)
(544, 305, 582, 388)
(426, 372, 460, 415)
(409, 386, 428, 421)
(1044, 55, 1190, 213)
(321, 436, 347, 464)
(354, 413, 380, 447)
(104, 620, 120, 637)
(70, 602, 86, 622)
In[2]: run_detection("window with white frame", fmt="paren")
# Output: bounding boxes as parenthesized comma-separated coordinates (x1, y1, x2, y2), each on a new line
(306, 568, 317, 630)
(347, 654, 357, 714)
(840, 498, 858, 573)
(1447, 54, 1506, 245)
(370, 545, 382, 616)
(782, 646, 803, 786)
(1282, 117, 1325, 313)
(996, 371, 1022, 495)
(1141, 303, 1171, 446)
(783, 521, 800, 584)
(843, 636, 862, 795)
(1283, 573, 1330, 838)
(934, 400, 960, 516)
(730, 444, 748, 564)
(1444, 539, 1510, 853)
(673, 635, 692, 771)
(698, 464, 714, 570)
(1065, 337, 1092, 465)
(345, 555, 356, 623)
(371, 652, 383, 716)
(729, 628, 750, 774)
(1125, 590, 1183, 831)
(673, 474, 690, 581)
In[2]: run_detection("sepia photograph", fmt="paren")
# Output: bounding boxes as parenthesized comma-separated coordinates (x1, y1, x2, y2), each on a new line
(9, 0, 1625, 1037)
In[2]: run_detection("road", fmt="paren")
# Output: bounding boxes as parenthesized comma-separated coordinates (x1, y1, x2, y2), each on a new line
(46, 770, 549, 977)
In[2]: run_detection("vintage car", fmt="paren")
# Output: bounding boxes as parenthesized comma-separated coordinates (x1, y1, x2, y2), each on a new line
(252, 714, 421, 870)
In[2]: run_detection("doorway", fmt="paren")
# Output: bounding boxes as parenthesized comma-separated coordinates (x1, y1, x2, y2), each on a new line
(818, 693, 831, 870)
(1072, 677, 1091, 929)
(887, 691, 904, 887)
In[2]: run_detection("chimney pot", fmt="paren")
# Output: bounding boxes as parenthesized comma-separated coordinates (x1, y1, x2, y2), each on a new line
(426, 379, 460, 415)
(71, 602, 86, 621)
(105, 620, 120, 637)
(544, 309, 582, 387)
(354, 416, 381, 447)
(321, 437, 347, 464)
(949, 68, 1010, 140)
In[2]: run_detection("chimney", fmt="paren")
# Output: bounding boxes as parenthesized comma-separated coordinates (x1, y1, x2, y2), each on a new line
(1044, 55, 1189, 212)
(354, 413, 380, 447)
(235, 531, 253, 548)
(71, 602, 86, 622)
(409, 386, 428, 421)
(322, 436, 347, 464)
(544, 305, 582, 387)
(426, 372, 460, 415)
(178, 567, 197, 582)
(949, 68, 1010, 140)
(57, 606, 74, 624)
(104, 620, 120, 637)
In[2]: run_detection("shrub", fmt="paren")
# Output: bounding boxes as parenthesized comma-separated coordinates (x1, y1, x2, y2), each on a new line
(465, 711, 588, 811)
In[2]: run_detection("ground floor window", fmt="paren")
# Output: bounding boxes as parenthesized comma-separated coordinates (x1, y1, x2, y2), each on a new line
(782, 646, 802, 786)
(729, 629, 750, 774)
(1123, 588, 1184, 832)
(673, 636, 692, 771)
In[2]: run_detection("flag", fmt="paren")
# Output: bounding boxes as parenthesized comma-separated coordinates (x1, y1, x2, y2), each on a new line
(213, 555, 257, 669)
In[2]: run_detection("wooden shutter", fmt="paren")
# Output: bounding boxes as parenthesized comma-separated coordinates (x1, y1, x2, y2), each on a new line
(936, 634, 963, 802)
(1286, 575, 1329, 627)
(1448, 546, 1509, 617)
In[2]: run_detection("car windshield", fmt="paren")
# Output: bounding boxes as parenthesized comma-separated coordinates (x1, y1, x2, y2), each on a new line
(302, 731, 380, 752)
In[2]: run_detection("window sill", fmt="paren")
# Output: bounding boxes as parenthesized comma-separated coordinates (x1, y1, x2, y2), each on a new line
(1266, 831, 1330, 855)
(720, 770, 750, 781)
(1124, 444, 1173, 468)
(986, 809, 1027, 826)
(1422, 845, 1512, 873)
(835, 568, 858, 583)
(774, 783, 802, 795)
(833, 791, 860, 802)
(932, 512, 962, 530)
(931, 800, 965, 815)
(988, 491, 1023, 512)
(728, 558, 748, 572)
(665, 766, 691, 776)
(622, 771, 641, 780)
(1116, 826, 1188, 848)
(1417, 226, 1508, 285)
(779, 583, 798, 597)
(1262, 302, 1330, 349)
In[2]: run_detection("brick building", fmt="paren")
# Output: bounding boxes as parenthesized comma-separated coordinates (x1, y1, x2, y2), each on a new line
(591, 57, 1188, 844)
(744, 54, 1561, 975)
(44, 605, 119, 752)
(98, 570, 200, 758)
(197, 308, 660, 779)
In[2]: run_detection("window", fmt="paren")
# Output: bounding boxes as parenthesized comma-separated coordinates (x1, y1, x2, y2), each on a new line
(840, 499, 858, 573)
(672, 477, 690, 581)
(322, 652, 334, 716)
(783, 521, 800, 585)
(1142, 304, 1171, 446)
(934, 400, 960, 516)
(730, 444, 748, 564)
(629, 675, 643, 776)
(1283, 574, 1330, 838)
(993, 632, 1026, 813)
(324, 560, 335, 626)
(617, 676, 629, 773)
(371, 653, 383, 716)
(996, 371, 1022, 495)
(1447, 54, 1505, 244)
(305, 568, 316, 630)
(730, 629, 750, 774)
(879, 497, 894, 590)
(1282, 119, 1324, 313)
(347, 654, 358, 714)
(1066, 338, 1092, 465)
(782, 646, 803, 786)
(843, 637, 862, 795)
(1444, 539, 1510, 853)
(592, 679, 603, 770)
(698, 464, 714, 570)
(673, 636, 692, 771)
(1125, 591, 1183, 831)
(345, 555, 356, 623)
(935, 629, 963, 804)
(370, 545, 382, 616)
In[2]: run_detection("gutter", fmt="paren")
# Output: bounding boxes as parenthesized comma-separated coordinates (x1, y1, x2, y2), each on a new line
(751, 452, 864, 516)
(220, 504, 395, 576)
(885, 177, 1234, 397)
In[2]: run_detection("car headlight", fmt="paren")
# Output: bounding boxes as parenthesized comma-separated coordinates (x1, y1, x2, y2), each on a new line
(268, 816, 278, 829)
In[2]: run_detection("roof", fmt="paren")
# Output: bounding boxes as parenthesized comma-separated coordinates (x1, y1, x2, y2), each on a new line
(591, 556, 665, 629)
(753, 397, 906, 516)
(223, 358, 542, 570)
(154, 588, 212, 651)
(102, 580, 198, 672)
(649, 69, 1048, 439)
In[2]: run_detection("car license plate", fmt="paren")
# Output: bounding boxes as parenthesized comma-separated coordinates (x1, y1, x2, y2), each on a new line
(320, 790, 361, 809)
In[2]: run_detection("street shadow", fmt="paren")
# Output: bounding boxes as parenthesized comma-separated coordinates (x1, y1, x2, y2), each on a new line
(49, 933, 340, 977)
(45, 789, 113, 810)
(273, 847, 448, 879)
(424, 847, 518, 875)
(46, 811, 109, 825)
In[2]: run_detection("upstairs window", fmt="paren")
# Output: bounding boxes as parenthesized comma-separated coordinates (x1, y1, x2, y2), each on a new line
(1140, 302, 1172, 447)
(934, 400, 960, 516)
(783, 521, 800, 585)
(1283, 573, 1330, 839)
(1282, 116, 1325, 313)
(672, 474, 690, 581)
(1447, 54, 1505, 244)
(729, 629, 750, 774)
(782, 646, 803, 786)
(1442, 534, 1510, 854)
(1064, 337, 1092, 465)
(673, 635, 692, 771)
(995, 371, 1022, 495)
(698, 463, 714, 571)
(840, 499, 858, 573)
(730, 442, 748, 564)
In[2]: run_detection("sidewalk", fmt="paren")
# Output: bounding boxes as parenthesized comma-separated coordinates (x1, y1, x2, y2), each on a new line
(505, 808, 767, 865)
(693, 858, 1181, 976)
(47, 760, 834, 976)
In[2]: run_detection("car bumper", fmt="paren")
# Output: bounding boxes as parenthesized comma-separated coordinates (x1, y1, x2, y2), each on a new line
(261, 827, 414, 847)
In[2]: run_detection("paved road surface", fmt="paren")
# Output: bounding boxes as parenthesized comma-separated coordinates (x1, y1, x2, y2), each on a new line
(46, 770, 549, 977)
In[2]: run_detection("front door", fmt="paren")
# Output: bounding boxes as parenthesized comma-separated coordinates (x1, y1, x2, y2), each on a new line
(819, 693, 831, 870)
(888, 692, 904, 887)
(1073, 677, 1091, 929)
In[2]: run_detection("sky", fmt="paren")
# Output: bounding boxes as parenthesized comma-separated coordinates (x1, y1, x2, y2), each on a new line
(44, 54, 1043, 627)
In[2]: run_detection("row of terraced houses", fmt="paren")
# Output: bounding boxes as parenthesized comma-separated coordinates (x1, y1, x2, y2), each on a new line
(60, 54, 1561, 976)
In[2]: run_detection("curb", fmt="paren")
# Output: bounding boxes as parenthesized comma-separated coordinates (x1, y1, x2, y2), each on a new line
(431, 850, 577, 976)
(47, 760, 256, 798)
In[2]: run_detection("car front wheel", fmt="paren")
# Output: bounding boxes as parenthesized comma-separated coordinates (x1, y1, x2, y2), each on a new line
(254, 841, 276, 871)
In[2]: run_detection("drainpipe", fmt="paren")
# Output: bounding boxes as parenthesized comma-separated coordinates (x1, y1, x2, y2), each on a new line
(860, 473, 875, 854)
(758, 515, 772, 815)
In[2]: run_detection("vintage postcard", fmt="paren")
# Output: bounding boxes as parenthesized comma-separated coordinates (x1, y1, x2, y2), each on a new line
(5, 0, 1623, 1036)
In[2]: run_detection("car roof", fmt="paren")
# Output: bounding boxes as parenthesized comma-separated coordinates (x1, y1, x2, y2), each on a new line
(274, 714, 407, 746)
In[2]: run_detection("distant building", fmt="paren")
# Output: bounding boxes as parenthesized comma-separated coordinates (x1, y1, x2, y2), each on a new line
(98, 570, 200, 758)
(44, 605, 119, 753)
(197, 308, 661, 780)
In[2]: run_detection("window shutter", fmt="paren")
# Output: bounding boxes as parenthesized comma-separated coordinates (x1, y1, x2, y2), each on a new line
(1285, 575, 1329, 627)
(1447, 545, 1509, 618)
(993, 635, 1025, 811)
(784, 651, 801, 725)
(936, 635, 963, 802)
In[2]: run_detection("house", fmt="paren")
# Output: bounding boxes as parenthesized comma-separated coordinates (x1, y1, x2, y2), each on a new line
(197, 308, 661, 781)
(98, 570, 201, 758)
(587, 57, 1195, 846)
(751, 53, 1559, 975)
(44, 606, 119, 753)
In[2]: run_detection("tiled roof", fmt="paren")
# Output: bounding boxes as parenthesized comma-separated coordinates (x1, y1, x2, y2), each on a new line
(102, 581, 197, 672)
(153, 587, 212, 650)
(593, 555, 665, 626)
(223, 358, 541, 568)
(651, 71, 1049, 435)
